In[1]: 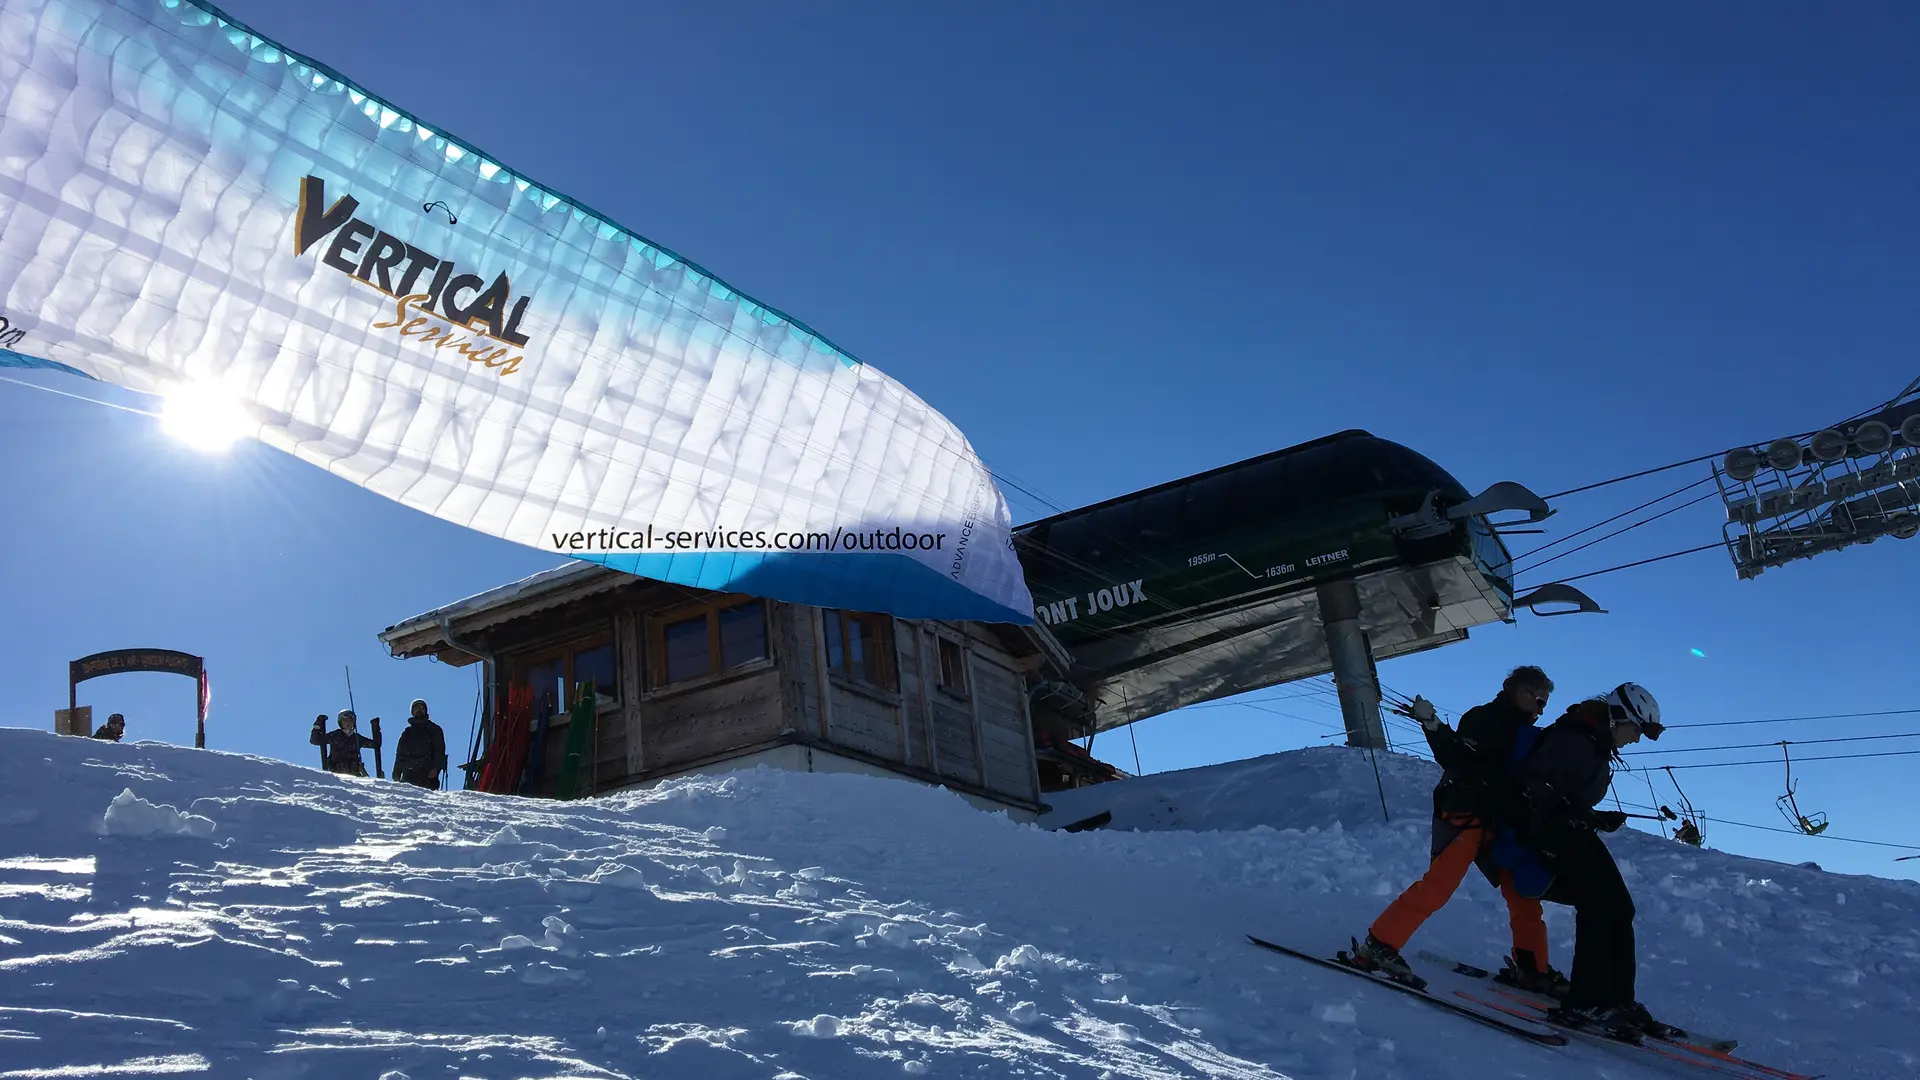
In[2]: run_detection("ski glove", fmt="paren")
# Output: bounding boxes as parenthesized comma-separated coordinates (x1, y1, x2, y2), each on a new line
(1591, 810, 1628, 833)
(1410, 695, 1442, 731)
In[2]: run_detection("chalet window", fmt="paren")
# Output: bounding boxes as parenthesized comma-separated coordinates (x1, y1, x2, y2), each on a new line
(718, 604, 766, 669)
(571, 642, 617, 702)
(662, 616, 709, 684)
(519, 656, 566, 716)
(507, 632, 617, 716)
(652, 599, 768, 688)
(823, 610, 896, 690)
(936, 636, 968, 698)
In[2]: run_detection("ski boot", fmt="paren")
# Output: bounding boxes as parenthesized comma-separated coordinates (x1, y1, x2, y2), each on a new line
(1343, 934, 1426, 990)
(1622, 1001, 1688, 1040)
(1495, 952, 1572, 1000)
(1545, 1003, 1643, 1044)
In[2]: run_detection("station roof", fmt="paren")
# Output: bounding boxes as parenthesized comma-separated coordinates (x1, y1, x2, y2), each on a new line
(1012, 429, 1471, 564)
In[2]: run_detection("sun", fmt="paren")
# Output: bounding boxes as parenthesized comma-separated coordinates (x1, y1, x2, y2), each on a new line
(158, 379, 255, 453)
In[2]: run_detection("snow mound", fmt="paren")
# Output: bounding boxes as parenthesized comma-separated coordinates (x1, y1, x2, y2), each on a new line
(1039, 744, 1441, 833)
(99, 787, 216, 839)
(0, 728, 1913, 1079)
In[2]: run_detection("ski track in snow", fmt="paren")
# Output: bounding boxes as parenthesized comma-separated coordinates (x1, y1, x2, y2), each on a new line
(0, 729, 1913, 1079)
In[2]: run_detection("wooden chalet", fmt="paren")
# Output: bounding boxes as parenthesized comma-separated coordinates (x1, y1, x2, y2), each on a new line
(377, 563, 1078, 819)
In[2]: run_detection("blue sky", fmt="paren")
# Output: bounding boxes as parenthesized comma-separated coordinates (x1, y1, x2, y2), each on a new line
(4, 1, 1917, 878)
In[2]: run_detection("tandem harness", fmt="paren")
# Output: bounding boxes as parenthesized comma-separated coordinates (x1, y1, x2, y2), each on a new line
(1485, 723, 1555, 900)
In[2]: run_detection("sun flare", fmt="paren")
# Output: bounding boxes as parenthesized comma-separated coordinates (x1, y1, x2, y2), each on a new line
(158, 380, 254, 453)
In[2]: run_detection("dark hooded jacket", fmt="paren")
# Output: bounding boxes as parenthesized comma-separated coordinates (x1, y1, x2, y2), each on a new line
(1430, 692, 1536, 819)
(393, 716, 447, 787)
(1512, 701, 1616, 842)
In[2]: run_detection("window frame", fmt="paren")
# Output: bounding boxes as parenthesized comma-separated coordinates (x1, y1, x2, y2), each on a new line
(503, 627, 620, 724)
(933, 632, 970, 701)
(821, 609, 899, 693)
(645, 595, 773, 693)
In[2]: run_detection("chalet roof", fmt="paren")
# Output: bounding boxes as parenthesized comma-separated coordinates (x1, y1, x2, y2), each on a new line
(377, 561, 649, 665)
(377, 560, 1072, 676)
(381, 560, 601, 639)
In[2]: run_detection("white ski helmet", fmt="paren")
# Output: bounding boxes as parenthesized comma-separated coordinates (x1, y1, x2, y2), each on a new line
(1603, 683, 1662, 740)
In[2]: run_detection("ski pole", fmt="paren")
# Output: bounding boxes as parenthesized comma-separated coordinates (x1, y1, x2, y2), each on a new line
(345, 666, 383, 779)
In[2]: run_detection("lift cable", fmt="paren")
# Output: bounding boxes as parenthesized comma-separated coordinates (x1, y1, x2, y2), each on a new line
(1539, 390, 1905, 502)
(1541, 451, 1737, 501)
(1652, 747, 1920, 771)
(1528, 542, 1727, 587)
(1511, 475, 1713, 566)
(1513, 489, 1721, 579)
(1626, 731, 1920, 758)
(1603, 793, 1920, 853)
(1671, 707, 1920, 730)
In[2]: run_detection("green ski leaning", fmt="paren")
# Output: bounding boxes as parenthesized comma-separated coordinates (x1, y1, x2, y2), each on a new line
(555, 681, 598, 801)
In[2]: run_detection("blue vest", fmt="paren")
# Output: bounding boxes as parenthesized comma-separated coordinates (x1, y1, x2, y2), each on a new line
(1486, 723, 1554, 899)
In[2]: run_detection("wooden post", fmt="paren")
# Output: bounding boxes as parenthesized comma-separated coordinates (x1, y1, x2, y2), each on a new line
(1016, 671, 1043, 805)
(912, 625, 935, 770)
(619, 607, 645, 779)
(920, 628, 943, 774)
(811, 607, 834, 740)
(963, 648, 988, 788)
(893, 618, 914, 765)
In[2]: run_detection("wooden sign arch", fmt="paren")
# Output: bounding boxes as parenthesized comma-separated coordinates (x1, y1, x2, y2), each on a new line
(69, 649, 209, 748)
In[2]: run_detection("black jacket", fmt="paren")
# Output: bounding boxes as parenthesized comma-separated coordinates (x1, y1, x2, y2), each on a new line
(393, 719, 447, 785)
(1431, 693, 1534, 818)
(1514, 703, 1615, 841)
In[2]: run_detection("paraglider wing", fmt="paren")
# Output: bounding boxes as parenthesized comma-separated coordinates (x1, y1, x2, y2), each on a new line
(0, 0, 1033, 623)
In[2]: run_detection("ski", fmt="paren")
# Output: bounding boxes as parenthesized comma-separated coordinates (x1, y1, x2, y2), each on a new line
(1245, 935, 1568, 1046)
(1414, 948, 1742, 1053)
(1454, 987, 1822, 1080)
(1056, 809, 1113, 833)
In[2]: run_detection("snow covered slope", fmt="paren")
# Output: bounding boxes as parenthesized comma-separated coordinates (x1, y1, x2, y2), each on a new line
(1, 728, 1914, 1080)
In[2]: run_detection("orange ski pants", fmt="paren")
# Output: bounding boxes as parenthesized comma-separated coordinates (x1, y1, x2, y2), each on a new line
(1369, 813, 1550, 965)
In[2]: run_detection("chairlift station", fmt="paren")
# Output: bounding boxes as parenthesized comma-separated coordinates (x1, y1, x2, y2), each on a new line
(376, 427, 1571, 809)
(1013, 429, 1565, 749)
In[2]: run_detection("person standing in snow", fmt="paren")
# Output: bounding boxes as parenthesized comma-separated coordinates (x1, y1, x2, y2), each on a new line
(1349, 666, 1568, 995)
(311, 709, 381, 777)
(91, 713, 127, 741)
(392, 698, 448, 789)
(1512, 683, 1674, 1040)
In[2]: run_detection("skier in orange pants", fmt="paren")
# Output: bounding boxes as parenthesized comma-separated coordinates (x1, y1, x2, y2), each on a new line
(1348, 666, 1569, 996)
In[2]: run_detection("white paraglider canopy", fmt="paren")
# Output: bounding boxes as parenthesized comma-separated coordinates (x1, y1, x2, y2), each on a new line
(0, 0, 1033, 624)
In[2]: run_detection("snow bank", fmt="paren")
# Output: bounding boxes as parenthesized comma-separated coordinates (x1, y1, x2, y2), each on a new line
(0, 727, 1913, 1079)
(99, 787, 216, 839)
